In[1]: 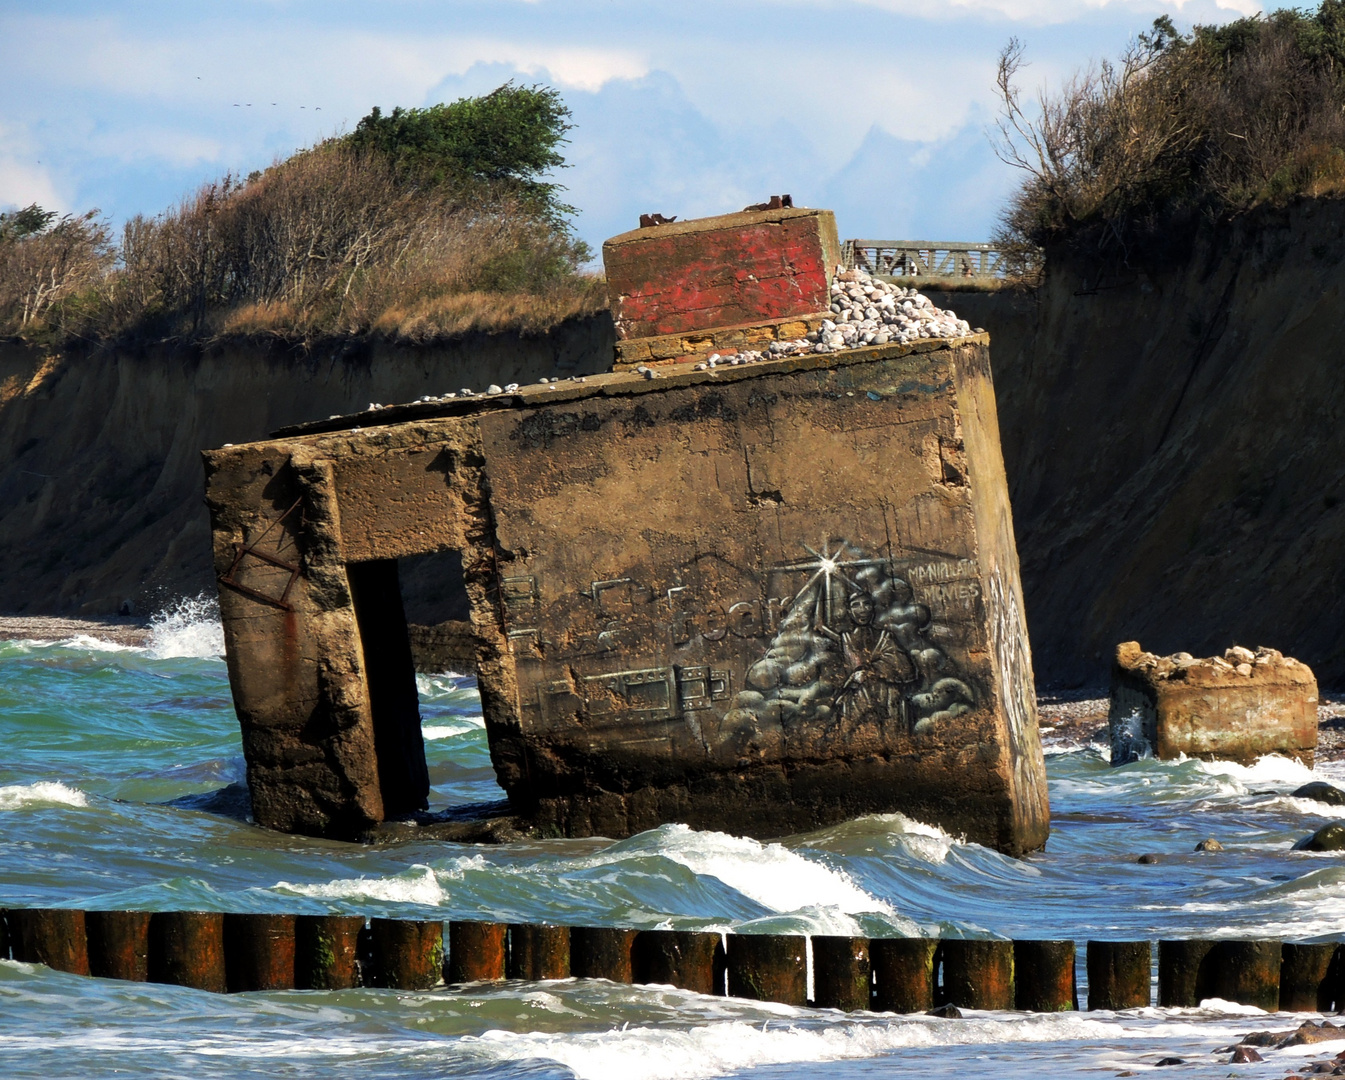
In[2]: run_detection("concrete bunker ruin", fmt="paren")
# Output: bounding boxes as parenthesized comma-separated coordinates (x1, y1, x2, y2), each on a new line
(205, 207, 1050, 856)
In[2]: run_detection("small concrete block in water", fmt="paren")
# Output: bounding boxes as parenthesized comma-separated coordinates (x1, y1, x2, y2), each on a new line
(726, 934, 807, 1006)
(630, 929, 723, 995)
(603, 208, 841, 340)
(1108, 642, 1317, 766)
(1086, 940, 1150, 1010)
(86, 910, 150, 981)
(871, 938, 937, 1013)
(1013, 939, 1076, 1011)
(811, 935, 871, 1011)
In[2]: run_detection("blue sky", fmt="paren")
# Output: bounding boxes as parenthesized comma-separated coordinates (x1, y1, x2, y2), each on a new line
(0, 0, 1262, 255)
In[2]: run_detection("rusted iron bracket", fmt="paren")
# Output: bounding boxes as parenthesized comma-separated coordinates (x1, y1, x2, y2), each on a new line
(743, 194, 792, 212)
(218, 496, 303, 611)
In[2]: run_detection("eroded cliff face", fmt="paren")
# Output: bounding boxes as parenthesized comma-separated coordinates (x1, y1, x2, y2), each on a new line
(976, 199, 1345, 687)
(6, 202, 1345, 689)
(0, 319, 612, 615)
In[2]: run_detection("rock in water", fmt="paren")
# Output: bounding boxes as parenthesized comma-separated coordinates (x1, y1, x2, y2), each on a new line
(1294, 822, 1345, 851)
(1292, 781, 1345, 806)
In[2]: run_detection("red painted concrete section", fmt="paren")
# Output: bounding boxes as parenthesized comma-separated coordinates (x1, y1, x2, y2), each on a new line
(603, 208, 841, 339)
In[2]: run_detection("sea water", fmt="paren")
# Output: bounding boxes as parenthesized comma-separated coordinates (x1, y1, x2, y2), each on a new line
(1, 600, 1343, 1078)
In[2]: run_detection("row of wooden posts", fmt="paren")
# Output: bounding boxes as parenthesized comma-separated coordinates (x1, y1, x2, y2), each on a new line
(2, 909, 1339, 1013)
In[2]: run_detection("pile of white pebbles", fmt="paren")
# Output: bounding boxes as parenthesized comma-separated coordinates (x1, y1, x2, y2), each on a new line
(691, 267, 973, 371)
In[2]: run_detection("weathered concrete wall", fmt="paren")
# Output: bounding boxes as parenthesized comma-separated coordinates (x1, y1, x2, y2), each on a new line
(206, 335, 1050, 854)
(1108, 641, 1317, 766)
(0, 318, 613, 616)
(603, 209, 841, 339)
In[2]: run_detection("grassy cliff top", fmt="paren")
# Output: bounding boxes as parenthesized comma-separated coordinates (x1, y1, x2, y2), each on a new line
(0, 83, 607, 348)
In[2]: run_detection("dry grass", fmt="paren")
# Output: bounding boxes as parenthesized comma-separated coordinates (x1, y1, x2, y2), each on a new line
(217, 277, 608, 340)
(0, 142, 600, 344)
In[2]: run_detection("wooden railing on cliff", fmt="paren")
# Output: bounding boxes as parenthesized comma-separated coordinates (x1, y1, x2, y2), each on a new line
(842, 240, 1041, 285)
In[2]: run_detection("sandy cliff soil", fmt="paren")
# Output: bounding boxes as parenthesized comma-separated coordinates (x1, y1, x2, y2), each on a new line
(0, 319, 612, 615)
(937, 200, 1345, 688)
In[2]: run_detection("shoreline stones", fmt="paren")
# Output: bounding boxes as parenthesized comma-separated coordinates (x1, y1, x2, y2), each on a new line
(1293, 781, 1345, 806)
(1294, 822, 1345, 851)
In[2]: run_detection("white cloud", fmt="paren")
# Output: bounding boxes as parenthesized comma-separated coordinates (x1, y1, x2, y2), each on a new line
(0, 16, 646, 111)
(0, 120, 67, 213)
(0, 160, 65, 214)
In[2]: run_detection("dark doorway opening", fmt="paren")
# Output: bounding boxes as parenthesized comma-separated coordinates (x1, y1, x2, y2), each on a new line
(346, 558, 431, 820)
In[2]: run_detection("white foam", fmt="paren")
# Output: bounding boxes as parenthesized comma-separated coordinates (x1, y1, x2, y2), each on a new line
(871, 813, 963, 864)
(653, 825, 893, 928)
(1195, 754, 1318, 787)
(271, 857, 485, 906)
(55, 634, 139, 654)
(415, 673, 474, 697)
(422, 717, 485, 740)
(466, 1011, 1222, 1080)
(0, 781, 89, 810)
(146, 594, 225, 659)
(1256, 794, 1345, 820)
(273, 864, 448, 906)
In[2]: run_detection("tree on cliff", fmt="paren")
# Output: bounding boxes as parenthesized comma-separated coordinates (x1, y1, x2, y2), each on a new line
(994, 2, 1345, 263)
(0, 205, 113, 332)
(344, 83, 577, 226)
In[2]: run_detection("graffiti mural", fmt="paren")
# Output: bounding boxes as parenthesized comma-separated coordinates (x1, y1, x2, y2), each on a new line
(722, 540, 975, 745)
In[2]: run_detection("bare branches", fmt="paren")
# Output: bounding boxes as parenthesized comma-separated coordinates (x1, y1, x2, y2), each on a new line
(0, 211, 114, 333)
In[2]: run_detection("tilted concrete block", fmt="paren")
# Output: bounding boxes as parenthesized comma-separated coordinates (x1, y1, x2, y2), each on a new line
(1108, 641, 1318, 765)
(204, 335, 1050, 855)
(603, 208, 841, 340)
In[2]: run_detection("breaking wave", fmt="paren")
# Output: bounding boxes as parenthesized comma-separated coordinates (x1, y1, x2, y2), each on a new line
(146, 595, 224, 659)
(0, 781, 89, 810)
